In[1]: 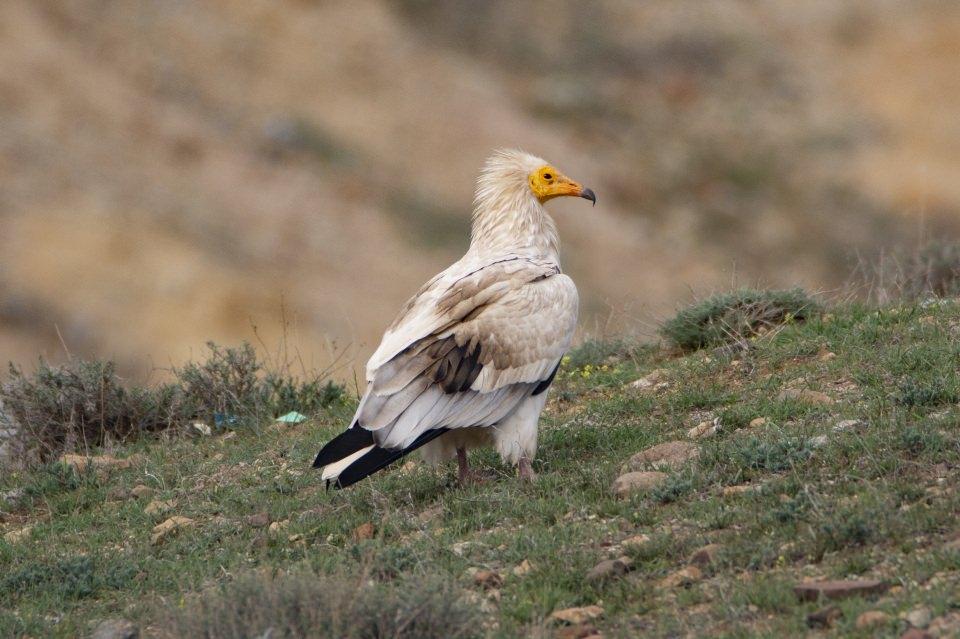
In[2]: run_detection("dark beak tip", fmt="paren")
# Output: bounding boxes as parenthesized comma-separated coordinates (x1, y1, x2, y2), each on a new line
(581, 188, 597, 206)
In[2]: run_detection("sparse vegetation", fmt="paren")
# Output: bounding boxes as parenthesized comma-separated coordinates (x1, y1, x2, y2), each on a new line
(0, 359, 180, 463)
(904, 241, 960, 299)
(564, 337, 648, 369)
(1, 343, 344, 466)
(660, 288, 821, 351)
(155, 569, 480, 639)
(3, 299, 960, 637)
(172, 342, 345, 429)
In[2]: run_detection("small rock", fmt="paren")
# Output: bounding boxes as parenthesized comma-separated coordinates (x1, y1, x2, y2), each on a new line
(612, 471, 668, 498)
(748, 417, 768, 428)
(722, 484, 759, 497)
(130, 485, 155, 500)
(621, 534, 651, 549)
(220, 431, 237, 441)
(687, 419, 719, 439)
(905, 607, 933, 629)
(269, 520, 289, 534)
(150, 516, 194, 545)
(555, 626, 599, 639)
(629, 369, 669, 390)
(928, 613, 960, 637)
(809, 435, 829, 448)
(549, 605, 604, 625)
(190, 422, 212, 437)
(473, 570, 503, 590)
(688, 544, 721, 567)
(353, 522, 375, 541)
(1, 487, 24, 505)
(3, 525, 33, 543)
(417, 504, 444, 523)
(58, 453, 140, 472)
(246, 512, 271, 528)
(622, 441, 699, 472)
(106, 487, 130, 501)
(833, 419, 864, 433)
(793, 579, 889, 601)
(818, 351, 837, 362)
(585, 556, 632, 583)
(450, 541, 475, 557)
(144, 499, 176, 516)
(807, 605, 843, 629)
(512, 559, 533, 577)
(778, 389, 834, 405)
(91, 618, 139, 639)
(900, 630, 933, 639)
(657, 566, 702, 589)
(856, 610, 891, 629)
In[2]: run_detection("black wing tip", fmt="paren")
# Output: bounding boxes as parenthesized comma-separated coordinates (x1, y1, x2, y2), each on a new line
(531, 361, 561, 396)
(312, 423, 374, 469)
(328, 427, 450, 489)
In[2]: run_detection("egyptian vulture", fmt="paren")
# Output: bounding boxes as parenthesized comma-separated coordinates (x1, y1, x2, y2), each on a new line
(313, 149, 595, 488)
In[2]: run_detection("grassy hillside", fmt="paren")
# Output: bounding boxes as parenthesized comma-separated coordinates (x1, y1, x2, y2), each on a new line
(3, 298, 960, 637)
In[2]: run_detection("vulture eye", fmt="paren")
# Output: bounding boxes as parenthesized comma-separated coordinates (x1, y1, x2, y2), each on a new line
(543, 173, 552, 181)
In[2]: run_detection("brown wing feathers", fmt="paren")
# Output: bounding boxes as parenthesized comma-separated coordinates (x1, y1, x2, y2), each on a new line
(434, 338, 483, 393)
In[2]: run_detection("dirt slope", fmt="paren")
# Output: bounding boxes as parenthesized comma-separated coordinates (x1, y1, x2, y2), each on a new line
(1, 1, 959, 376)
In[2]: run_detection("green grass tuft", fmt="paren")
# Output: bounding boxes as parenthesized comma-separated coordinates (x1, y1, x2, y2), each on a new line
(660, 288, 821, 351)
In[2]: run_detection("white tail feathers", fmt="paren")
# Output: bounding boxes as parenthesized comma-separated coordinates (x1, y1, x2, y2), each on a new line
(320, 445, 376, 481)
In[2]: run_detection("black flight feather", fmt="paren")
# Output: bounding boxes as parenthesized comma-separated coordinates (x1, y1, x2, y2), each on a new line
(312, 423, 375, 469)
(333, 427, 449, 489)
(531, 361, 561, 396)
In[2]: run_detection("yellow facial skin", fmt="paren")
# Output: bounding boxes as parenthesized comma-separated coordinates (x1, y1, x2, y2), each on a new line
(528, 165, 596, 205)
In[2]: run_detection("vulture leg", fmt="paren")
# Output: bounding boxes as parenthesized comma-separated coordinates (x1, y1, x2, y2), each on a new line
(457, 448, 496, 484)
(518, 455, 536, 482)
(456, 447, 471, 484)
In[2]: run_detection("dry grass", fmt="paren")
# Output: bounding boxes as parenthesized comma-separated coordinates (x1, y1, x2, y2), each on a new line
(852, 240, 960, 304)
(0, 343, 344, 466)
(154, 569, 480, 639)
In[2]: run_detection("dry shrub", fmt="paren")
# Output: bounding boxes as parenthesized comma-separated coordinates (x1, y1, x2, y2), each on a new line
(0, 359, 180, 463)
(1, 343, 344, 465)
(903, 241, 960, 299)
(153, 569, 481, 639)
(173, 342, 343, 430)
(853, 241, 960, 304)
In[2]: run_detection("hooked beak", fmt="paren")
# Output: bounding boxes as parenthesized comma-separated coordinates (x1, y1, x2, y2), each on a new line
(546, 177, 597, 206)
(580, 187, 597, 206)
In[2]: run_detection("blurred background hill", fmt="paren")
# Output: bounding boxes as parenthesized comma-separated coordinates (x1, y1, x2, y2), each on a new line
(2, 0, 960, 378)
